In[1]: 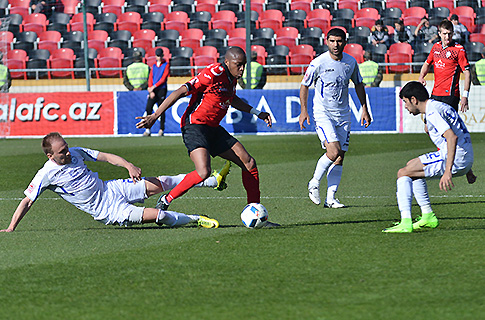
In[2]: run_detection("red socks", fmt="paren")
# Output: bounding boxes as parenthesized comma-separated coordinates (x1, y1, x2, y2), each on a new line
(166, 170, 204, 203)
(242, 167, 260, 203)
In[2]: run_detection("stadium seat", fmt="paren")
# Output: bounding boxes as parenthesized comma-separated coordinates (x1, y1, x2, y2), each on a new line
(47, 12, 71, 34)
(108, 30, 132, 51)
(117, 12, 142, 34)
(266, 54, 289, 75)
(171, 46, 194, 59)
(344, 43, 364, 63)
(180, 28, 204, 50)
(338, 0, 359, 12)
(259, 9, 284, 30)
(38, 30, 62, 54)
(171, 0, 195, 13)
(0, 31, 14, 51)
(227, 37, 246, 48)
(290, 53, 312, 74)
(369, 43, 387, 63)
(242, 0, 264, 16)
(96, 46, 123, 77)
(94, 12, 118, 35)
(387, 52, 413, 73)
(349, 26, 371, 46)
(469, 33, 485, 46)
(155, 29, 180, 51)
(88, 30, 109, 52)
(27, 49, 50, 79)
(164, 11, 189, 34)
(465, 41, 485, 61)
(211, 10, 236, 33)
(141, 12, 164, 32)
(360, 0, 384, 14)
(266, 0, 288, 12)
(62, 0, 80, 15)
(305, 9, 332, 34)
(456, 0, 479, 10)
(203, 28, 227, 48)
(355, 7, 380, 20)
(414, 41, 433, 55)
(428, 7, 450, 26)
(74, 48, 98, 78)
(102, 0, 125, 16)
(235, 10, 259, 29)
(381, 7, 402, 25)
(251, 44, 267, 65)
(70, 12, 95, 32)
(385, 0, 407, 12)
(228, 27, 247, 40)
(7, 49, 28, 79)
(189, 11, 212, 31)
(299, 27, 323, 47)
(403, 7, 427, 26)
(275, 27, 299, 50)
(193, 54, 218, 71)
(252, 27, 275, 48)
(290, 44, 315, 58)
(9, 0, 30, 20)
(408, 0, 432, 9)
(433, 0, 455, 11)
(267, 45, 290, 57)
(0, 0, 7, 16)
(48, 48, 76, 79)
(125, 0, 148, 14)
(132, 29, 156, 52)
(170, 56, 193, 76)
(5, 14, 23, 37)
(196, 0, 217, 15)
(290, 0, 313, 12)
(22, 13, 47, 34)
(149, 0, 170, 16)
(333, 8, 355, 26)
(123, 47, 147, 66)
(452, 6, 476, 32)
(84, 0, 101, 14)
(283, 10, 307, 30)
(13, 31, 38, 52)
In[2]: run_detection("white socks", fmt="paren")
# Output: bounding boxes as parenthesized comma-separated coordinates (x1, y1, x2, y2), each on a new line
(396, 176, 413, 220)
(412, 178, 433, 214)
(156, 210, 198, 227)
(310, 154, 335, 186)
(326, 164, 343, 201)
(158, 174, 217, 191)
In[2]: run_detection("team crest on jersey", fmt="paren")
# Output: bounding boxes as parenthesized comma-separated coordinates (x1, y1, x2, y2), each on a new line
(27, 183, 35, 193)
(446, 51, 451, 58)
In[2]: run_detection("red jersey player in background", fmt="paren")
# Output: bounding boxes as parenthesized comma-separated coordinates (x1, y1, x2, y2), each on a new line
(418, 19, 476, 183)
(136, 47, 273, 216)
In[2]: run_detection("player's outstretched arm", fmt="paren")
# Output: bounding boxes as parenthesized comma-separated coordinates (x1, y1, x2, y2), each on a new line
(1, 197, 34, 232)
(460, 70, 471, 113)
(97, 152, 142, 182)
(299, 84, 311, 130)
(355, 83, 372, 128)
(231, 95, 272, 127)
(136, 85, 189, 129)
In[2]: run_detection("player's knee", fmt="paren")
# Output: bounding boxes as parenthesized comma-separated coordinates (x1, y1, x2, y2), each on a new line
(196, 168, 211, 180)
(244, 156, 257, 171)
(397, 167, 409, 179)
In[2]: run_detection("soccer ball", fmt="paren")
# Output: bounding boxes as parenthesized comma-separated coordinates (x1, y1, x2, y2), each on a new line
(241, 203, 269, 229)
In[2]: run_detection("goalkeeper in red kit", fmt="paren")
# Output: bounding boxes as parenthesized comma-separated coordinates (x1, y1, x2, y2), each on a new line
(136, 47, 272, 210)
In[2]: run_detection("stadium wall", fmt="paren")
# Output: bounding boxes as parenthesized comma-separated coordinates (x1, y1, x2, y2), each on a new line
(1, 87, 484, 137)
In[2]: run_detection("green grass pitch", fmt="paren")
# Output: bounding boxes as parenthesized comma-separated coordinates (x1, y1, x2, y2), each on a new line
(1, 133, 484, 319)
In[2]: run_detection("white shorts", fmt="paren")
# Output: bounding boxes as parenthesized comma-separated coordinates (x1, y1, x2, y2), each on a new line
(99, 178, 147, 226)
(315, 115, 350, 152)
(419, 148, 473, 179)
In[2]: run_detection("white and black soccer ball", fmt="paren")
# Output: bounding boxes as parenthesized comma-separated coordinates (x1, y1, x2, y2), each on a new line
(241, 203, 269, 229)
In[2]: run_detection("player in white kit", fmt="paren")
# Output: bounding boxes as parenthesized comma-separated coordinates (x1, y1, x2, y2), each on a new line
(1, 132, 230, 232)
(383, 82, 474, 233)
(299, 28, 372, 208)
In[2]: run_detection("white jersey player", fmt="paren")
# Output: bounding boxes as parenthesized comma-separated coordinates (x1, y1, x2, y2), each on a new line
(383, 81, 474, 233)
(1, 132, 230, 232)
(299, 28, 372, 208)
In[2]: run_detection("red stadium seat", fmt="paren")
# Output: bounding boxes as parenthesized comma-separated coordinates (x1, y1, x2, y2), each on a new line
(338, 0, 359, 12)
(49, 48, 75, 79)
(117, 12, 142, 34)
(259, 9, 284, 30)
(228, 28, 247, 40)
(355, 17, 377, 28)
(132, 29, 156, 51)
(9, 0, 30, 19)
(275, 26, 299, 50)
(0, 31, 14, 51)
(22, 13, 47, 34)
(196, 0, 217, 15)
(385, 0, 407, 12)
(469, 33, 485, 45)
(290, 44, 315, 58)
(38, 30, 62, 54)
(242, 0, 265, 16)
(70, 12, 94, 32)
(251, 44, 267, 65)
(211, 10, 236, 33)
(433, 0, 455, 11)
(63, 0, 80, 15)
(7, 49, 28, 79)
(452, 7, 476, 32)
(387, 52, 412, 73)
(344, 43, 364, 63)
(96, 47, 123, 78)
(87, 30, 109, 52)
(306, 9, 332, 34)
(194, 45, 218, 58)
(403, 7, 427, 20)
(164, 11, 189, 33)
(290, 0, 312, 12)
(102, 0, 125, 16)
(149, 0, 170, 16)
(388, 42, 414, 55)
(180, 28, 204, 50)
(290, 54, 312, 74)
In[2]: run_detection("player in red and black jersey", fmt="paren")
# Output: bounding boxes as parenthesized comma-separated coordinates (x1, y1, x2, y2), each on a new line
(136, 47, 272, 211)
(419, 19, 471, 113)
(418, 19, 476, 184)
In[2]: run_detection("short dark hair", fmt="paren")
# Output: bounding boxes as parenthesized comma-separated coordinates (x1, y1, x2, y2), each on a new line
(439, 19, 453, 31)
(42, 132, 64, 155)
(326, 28, 346, 40)
(450, 14, 459, 21)
(399, 81, 429, 102)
